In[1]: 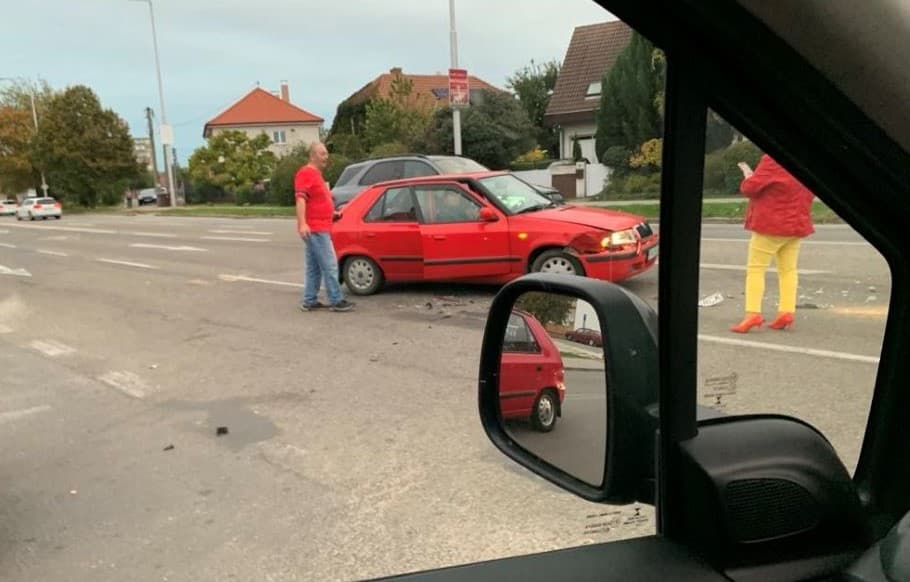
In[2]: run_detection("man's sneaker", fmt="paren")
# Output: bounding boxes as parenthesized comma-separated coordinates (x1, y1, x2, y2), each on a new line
(330, 300, 355, 312)
(299, 301, 327, 312)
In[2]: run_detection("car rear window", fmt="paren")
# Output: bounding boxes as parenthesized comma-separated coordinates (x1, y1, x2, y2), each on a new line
(37, 198, 55, 203)
(431, 157, 489, 174)
(334, 165, 361, 188)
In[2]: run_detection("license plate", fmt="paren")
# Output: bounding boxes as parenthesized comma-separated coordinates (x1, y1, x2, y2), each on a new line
(646, 245, 659, 261)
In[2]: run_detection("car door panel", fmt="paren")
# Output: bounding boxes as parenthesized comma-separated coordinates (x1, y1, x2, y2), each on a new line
(362, 187, 423, 280)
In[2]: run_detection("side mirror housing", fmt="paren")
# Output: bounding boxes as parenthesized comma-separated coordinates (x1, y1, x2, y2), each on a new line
(478, 273, 660, 504)
(478, 207, 499, 222)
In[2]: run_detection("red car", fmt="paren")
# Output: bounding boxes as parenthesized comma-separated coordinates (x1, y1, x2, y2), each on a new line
(500, 309, 566, 432)
(565, 327, 603, 347)
(332, 171, 659, 295)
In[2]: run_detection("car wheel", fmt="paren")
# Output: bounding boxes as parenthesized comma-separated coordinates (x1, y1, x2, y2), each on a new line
(29, 213, 35, 221)
(16, 214, 22, 221)
(531, 250, 584, 277)
(531, 389, 559, 432)
(54, 215, 61, 220)
(343, 256, 384, 295)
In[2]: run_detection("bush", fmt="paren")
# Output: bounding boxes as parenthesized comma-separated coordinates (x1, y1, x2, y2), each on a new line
(604, 171, 661, 199)
(601, 146, 632, 175)
(267, 144, 310, 206)
(510, 158, 557, 171)
(703, 149, 727, 192)
(722, 140, 763, 192)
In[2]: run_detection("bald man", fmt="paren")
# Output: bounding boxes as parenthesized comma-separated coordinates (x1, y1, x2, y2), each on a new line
(295, 142, 354, 312)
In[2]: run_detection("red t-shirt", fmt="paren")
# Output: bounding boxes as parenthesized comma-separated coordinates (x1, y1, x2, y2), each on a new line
(294, 165, 334, 232)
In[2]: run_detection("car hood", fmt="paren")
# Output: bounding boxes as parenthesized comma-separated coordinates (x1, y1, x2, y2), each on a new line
(514, 204, 645, 231)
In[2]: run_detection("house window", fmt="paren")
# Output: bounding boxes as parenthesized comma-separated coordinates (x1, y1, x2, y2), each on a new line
(586, 81, 602, 98)
(272, 130, 287, 144)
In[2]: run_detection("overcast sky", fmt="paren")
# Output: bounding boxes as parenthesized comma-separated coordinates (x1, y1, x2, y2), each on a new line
(2, 1, 617, 162)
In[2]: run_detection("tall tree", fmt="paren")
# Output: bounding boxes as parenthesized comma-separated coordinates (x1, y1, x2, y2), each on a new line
(0, 79, 57, 194)
(506, 59, 561, 157)
(425, 90, 535, 169)
(32, 86, 141, 207)
(186, 130, 277, 203)
(364, 76, 433, 152)
(595, 32, 664, 164)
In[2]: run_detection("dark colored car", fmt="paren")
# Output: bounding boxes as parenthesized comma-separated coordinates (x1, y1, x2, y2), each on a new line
(330, 153, 565, 208)
(564, 327, 603, 347)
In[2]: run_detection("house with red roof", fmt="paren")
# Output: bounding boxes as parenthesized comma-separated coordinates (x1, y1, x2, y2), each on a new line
(203, 82, 324, 157)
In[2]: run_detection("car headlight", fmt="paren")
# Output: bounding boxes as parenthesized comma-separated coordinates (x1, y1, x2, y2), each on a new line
(607, 229, 638, 248)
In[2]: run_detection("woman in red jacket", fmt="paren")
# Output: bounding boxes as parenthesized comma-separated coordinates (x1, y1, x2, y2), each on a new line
(731, 154, 816, 333)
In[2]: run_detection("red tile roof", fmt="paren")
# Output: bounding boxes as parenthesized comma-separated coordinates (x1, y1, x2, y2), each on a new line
(203, 87, 323, 137)
(345, 68, 502, 106)
(545, 20, 634, 124)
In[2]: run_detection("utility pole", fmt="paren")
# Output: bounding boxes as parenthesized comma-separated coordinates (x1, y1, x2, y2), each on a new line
(145, 107, 160, 183)
(449, 0, 462, 155)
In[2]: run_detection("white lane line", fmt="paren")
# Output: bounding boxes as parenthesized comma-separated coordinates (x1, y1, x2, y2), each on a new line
(219, 274, 303, 288)
(202, 236, 270, 243)
(5, 224, 116, 235)
(128, 231, 179, 239)
(98, 371, 149, 399)
(699, 334, 879, 364)
(208, 229, 273, 236)
(36, 249, 69, 257)
(0, 405, 52, 425)
(703, 237, 870, 247)
(97, 258, 158, 270)
(129, 243, 207, 252)
(0, 229, 8, 234)
(30, 339, 76, 357)
(0, 243, 17, 249)
(40, 235, 71, 241)
(700, 263, 830, 275)
(0, 264, 31, 277)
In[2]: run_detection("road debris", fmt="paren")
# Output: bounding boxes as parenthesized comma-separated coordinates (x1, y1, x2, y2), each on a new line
(163, 444, 175, 451)
(698, 292, 725, 308)
(216, 426, 229, 437)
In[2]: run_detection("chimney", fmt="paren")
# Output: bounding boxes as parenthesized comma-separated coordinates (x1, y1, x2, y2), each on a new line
(280, 80, 290, 102)
(390, 67, 402, 76)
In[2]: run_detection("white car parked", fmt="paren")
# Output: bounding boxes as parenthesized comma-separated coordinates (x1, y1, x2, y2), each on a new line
(0, 199, 18, 216)
(16, 197, 62, 221)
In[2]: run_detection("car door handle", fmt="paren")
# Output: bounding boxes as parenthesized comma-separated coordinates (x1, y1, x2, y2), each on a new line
(432, 235, 447, 241)
(536, 365, 543, 371)
(364, 232, 376, 239)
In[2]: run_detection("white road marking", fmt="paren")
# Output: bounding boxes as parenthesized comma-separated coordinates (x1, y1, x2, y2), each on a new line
(0, 405, 52, 425)
(0, 324, 13, 334)
(208, 229, 273, 236)
(0, 264, 31, 277)
(0, 243, 17, 249)
(128, 231, 179, 238)
(0, 229, 8, 234)
(6, 224, 116, 234)
(699, 334, 879, 364)
(97, 258, 158, 270)
(702, 237, 870, 247)
(30, 339, 76, 357)
(129, 243, 207, 252)
(219, 274, 303, 288)
(40, 235, 71, 241)
(202, 236, 270, 243)
(36, 249, 69, 257)
(98, 371, 149, 399)
(700, 263, 830, 275)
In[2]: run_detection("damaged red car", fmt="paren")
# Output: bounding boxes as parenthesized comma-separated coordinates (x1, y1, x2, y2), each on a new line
(332, 172, 659, 295)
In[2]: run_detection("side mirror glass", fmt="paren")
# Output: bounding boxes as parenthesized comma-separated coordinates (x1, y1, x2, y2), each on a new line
(500, 294, 607, 487)
(479, 273, 660, 504)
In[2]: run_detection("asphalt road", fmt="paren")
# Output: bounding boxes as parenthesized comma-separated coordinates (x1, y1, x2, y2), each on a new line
(0, 214, 889, 581)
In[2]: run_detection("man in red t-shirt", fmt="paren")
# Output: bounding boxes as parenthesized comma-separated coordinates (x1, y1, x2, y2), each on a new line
(295, 142, 354, 312)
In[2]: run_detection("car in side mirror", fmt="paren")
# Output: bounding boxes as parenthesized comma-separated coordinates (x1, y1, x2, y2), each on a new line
(478, 207, 499, 222)
(479, 273, 662, 504)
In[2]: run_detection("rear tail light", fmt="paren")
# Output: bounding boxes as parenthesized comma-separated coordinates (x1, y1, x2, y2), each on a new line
(55, 203, 61, 208)
(33, 204, 42, 209)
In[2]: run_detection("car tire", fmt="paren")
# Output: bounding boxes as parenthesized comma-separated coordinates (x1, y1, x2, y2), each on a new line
(531, 389, 559, 432)
(29, 213, 35, 221)
(343, 256, 384, 296)
(531, 250, 585, 277)
(54, 215, 61, 220)
(16, 214, 22, 221)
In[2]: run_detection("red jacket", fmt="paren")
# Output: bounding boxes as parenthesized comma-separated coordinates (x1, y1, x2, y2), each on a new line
(740, 155, 815, 237)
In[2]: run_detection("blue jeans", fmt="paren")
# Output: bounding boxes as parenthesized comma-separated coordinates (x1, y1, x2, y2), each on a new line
(302, 231, 344, 306)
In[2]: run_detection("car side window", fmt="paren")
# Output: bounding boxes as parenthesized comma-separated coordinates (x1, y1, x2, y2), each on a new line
(364, 187, 417, 223)
(414, 185, 481, 224)
(360, 161, 404, 185)
(403, 161, 436, 178)
(504, 313, 541, 353)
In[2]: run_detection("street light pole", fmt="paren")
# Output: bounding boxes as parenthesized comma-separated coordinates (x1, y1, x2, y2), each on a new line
(449, 0, 462, 155)
(131, 0, 177, 206)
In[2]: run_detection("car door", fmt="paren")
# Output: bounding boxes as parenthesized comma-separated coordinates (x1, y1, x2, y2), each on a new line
(500, 312, 546, 419)
(361, 186, 423, 280)
(413, 183, 513, 280)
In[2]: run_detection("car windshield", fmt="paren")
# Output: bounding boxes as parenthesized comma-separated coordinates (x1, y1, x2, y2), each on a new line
(431, 157, 488, 174)
(478, 173, 555, 214)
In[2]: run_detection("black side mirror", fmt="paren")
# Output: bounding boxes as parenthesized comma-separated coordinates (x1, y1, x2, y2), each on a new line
(478, 273, 661, 504)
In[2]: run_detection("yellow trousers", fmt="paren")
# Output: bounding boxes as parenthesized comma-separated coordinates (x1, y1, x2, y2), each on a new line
(745, 233, 802, 314)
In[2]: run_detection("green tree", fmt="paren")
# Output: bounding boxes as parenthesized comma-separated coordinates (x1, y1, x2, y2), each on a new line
(425, 90, 535, 169)
(364, 76, 433, 152)
(186, 130, 277, 203)
(0, 105, 39, 193)
(595, 32, 664, 164)
(506, 59, 561, 157)
(515, 292, 575, 326)
(705, 110, 735, 154)
(32, 86, 141, 207)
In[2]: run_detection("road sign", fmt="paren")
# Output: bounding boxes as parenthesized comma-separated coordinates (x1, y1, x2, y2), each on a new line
(449, 68, 469, 107)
